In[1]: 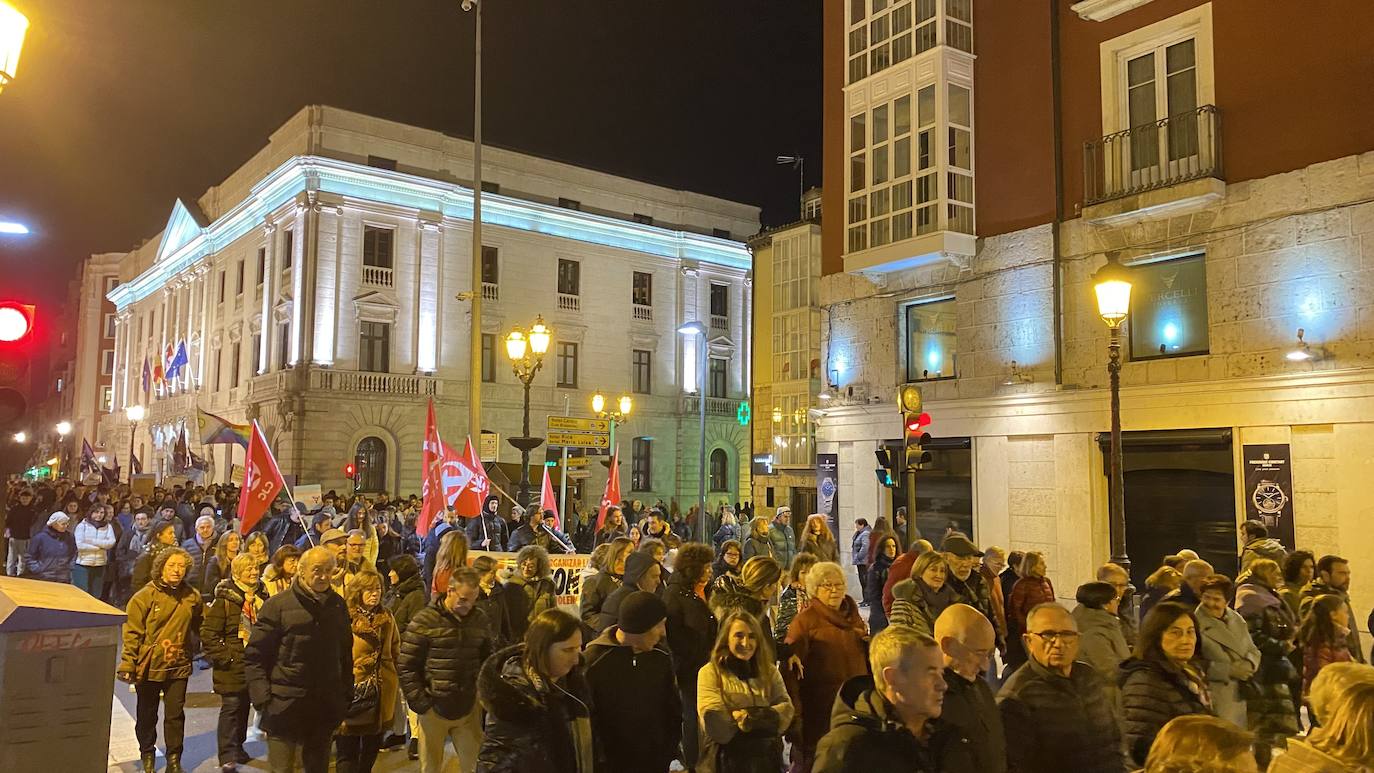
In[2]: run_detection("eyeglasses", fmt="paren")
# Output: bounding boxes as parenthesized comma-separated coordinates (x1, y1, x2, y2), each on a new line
(817, 582, 846, 592)
(1027, 630, 1080, 644)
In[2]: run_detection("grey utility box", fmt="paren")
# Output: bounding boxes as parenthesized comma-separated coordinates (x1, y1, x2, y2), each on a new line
(0, 576, 126, 771)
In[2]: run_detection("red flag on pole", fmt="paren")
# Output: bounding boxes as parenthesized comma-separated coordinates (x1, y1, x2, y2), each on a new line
(450, 437, 489, 517)
(237, 421, 287, 536)
(597, 450, 621, 531)
(418, 399, 444, 537)
(538, 464, 559, 529)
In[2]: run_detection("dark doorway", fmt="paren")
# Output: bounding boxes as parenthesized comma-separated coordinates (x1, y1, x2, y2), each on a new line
(1099, 429, 1237, 589)
(790, 487, 817, 529)
(887, 437, 973, 546)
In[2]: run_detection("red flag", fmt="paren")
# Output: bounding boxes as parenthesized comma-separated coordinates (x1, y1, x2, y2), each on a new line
(538, 464, 559, 529)
(237, 421, 287, 536)
(451, 437, 489, 517)
(597, 450, 621, 531)
(418, 399, 444, 537)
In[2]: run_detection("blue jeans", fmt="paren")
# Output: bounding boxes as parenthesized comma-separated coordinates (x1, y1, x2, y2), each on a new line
(71, 563, 106, 597)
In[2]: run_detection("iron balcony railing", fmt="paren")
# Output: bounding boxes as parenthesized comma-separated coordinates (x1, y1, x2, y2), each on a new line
(1084, 105, 1222, 206)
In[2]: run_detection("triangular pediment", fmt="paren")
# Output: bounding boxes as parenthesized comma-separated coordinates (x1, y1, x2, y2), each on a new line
(353, 289, 399, 324)
(155, 199, 210, 263)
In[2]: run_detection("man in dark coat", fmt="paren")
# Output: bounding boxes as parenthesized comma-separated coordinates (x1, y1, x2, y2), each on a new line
(935, 604, 1007, 773)
(398, 565, 495, 772)
(244, 546, 353, 773)
(466, 494, 508, 552)
(660, 544, 717, 769)
(814, 626, 970, 772)
(996, 603, 1126, 773)
(584, 591, 680, 773)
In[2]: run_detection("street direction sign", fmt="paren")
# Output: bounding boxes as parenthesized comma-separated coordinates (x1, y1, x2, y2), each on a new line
(547, 416, 610, 433)
(547, 430, 611, 449)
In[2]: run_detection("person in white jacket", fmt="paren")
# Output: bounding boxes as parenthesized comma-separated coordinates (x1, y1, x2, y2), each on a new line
(73, 504, 118, 598)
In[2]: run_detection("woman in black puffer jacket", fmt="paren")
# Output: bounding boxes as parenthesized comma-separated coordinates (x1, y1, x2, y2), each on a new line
(477, 610, 596, 773)
(201, 553, 268, 770)
(1120, 601, 1214, 766)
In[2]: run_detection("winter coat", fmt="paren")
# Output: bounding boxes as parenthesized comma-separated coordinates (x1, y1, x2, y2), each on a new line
(201, 578, 267, 694)
(947, 569, 1000, 646)
(243, 582, 354, 740)
(696, 658, 794, 773)
(662, 570, 718, 686)
(767, 521, 796, 570)
(740, 534, 774, 563)
(888, 577, 956, 638)
(1302, 638, 1353, 697)
(506, 574, 557, 622)
(26, 525, 76, 582)
(712, 522, 738, 549)
(981, 564, 1008, 641)
(181, 535, 217, 593)
(1268, 737, 1370, 773)
(579, 569, 620, 636)
(382, 571, 428, 635)
(119, 562, 205, 682)
(131, 540, 173, 592)
(864, 550, 894, 633)
(74, 520, 116, 567)
(800, 535, 840, 564)
(850, 527, 871, 568)
(261, 564, 292, 597)
(1239, 537, 1287, 574)
(1278, 580, 1304, 621)
(5, 501, 40, 539)
(467, 508, 509, 552)
(709, 558, 739, 589)
(775, 585, 810, 648)
(338, 606, 400, 736)
(584, 626, 681, 773)
(1196, 606, 1261, 726)
(397, 599, 495, 720)
(881, 549, 920, 615)
(477, 582, 525, 648)
(1233, 582, 1299, 741)
(997, 657, 1125, 773)
(594, 552, 658, 632)
(477, 644, 596, 773)
(593, 526, 625, 547)
(506, 523, 547, 553)
(1006, 576, 1056, 670)
(813, 675, 974, 773)
(115, 525, 149, 580)
(942, 667, 1007, 773)
(785, 596, 869, 756)
(1071, 605, 1131, 694)
(1118, 657, 1212, 766)
(1299, 580, 1366, 663)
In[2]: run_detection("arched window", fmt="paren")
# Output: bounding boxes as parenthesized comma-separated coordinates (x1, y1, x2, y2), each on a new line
(356, 436, 387, 493)
(709, 448, 730, 492)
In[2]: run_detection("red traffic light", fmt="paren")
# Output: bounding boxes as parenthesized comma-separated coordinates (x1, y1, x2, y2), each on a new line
(344, 462, 356, 478)
(0, 302, 34, 343)
(904, 413, 931, 432)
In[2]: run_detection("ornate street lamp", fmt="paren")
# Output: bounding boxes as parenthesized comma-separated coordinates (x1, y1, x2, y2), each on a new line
(591, 391, 632, 453)
(126, 404, 146, 484)
(0, 1, 29, 95)
(1094, 253, 1134, 586)
(506, 316, 552, 507)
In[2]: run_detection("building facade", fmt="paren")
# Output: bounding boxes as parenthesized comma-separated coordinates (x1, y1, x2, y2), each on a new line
(101, 106, 758, 515)
(749, 189, 824, 518)
(69, 253, 121, 461)
(818, 0, 1374, 645)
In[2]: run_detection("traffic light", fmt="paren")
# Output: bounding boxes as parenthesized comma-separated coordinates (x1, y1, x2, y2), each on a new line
(344, 461, 357, 486)
(899, 384, 932, 471)
(0, 301, 36, 429)
(874, 447, 898, 487)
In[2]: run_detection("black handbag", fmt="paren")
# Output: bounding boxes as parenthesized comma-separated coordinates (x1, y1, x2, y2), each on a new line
(717, 730, 784, 773)
(343, 677, 380, 727)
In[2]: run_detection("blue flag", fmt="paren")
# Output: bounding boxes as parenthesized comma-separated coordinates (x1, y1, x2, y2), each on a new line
(167, 341, 189, 380)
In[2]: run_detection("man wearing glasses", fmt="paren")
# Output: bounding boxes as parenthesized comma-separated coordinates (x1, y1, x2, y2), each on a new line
(996, 603, 1126, 772)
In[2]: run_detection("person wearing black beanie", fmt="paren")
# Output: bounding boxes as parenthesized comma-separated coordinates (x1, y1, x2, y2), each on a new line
(593, 551, 663, 633)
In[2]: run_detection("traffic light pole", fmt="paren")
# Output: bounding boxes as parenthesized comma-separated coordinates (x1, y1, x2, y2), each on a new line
(904, 464, 917, 549)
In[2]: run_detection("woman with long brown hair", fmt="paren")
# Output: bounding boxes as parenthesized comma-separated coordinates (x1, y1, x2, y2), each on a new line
(697, 610, 793, 773)
(336, 569, 400, 773)
(797, 515, 838, 564)
(430, 528, 469, 597)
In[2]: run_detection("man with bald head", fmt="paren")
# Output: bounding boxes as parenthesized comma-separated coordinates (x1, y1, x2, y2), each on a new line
(935, 604, 1007, 773)
(245, 546, 353, 772)
(997, 603, 1125, 773)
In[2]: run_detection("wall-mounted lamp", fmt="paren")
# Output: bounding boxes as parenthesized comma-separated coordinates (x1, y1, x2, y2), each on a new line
(1286, 328, 1320, 362)
(1002, 360, 1034, 386)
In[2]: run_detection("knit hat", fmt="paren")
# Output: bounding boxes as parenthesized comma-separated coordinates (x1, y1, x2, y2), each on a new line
(622, 550, 658, 586)
(618, 591, 667, 635)
(46, 512, 69, 528)
(320, 528, 347, 545)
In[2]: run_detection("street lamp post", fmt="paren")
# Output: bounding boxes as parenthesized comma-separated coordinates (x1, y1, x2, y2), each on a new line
(459, 0, 485, 448)
(126, 405, 145, 484)
(1094, 253, 1134, 586)
(505, 316, 551, 508)
(678, 321, 708, 543)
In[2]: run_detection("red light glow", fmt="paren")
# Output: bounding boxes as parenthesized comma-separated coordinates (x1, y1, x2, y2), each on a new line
(0, 304, 31, 342)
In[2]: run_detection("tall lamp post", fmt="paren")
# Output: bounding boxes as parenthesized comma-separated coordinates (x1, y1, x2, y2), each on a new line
(1093, 253, 1134, 585)
(126, 405, 145, 484)
(459, 0, 485, 448)
(0, 0, 30, 95)
(55, 421, 71, 479)
(505, 316, 551, 508)
(678, 321, 708, 543)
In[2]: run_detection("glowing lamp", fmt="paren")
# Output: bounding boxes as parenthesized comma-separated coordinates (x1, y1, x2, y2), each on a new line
(55, 421, 71, 437)
(126, 404, 146, 422)
(591, 391, 605, 414)
(618, 394, 632, 416)
(0, 1, 28, 94)
(1093, 255, 1133, 329)
(504, 330, 527, 361)
(528, 316, 551, 355)
(0, 302, 32, 341)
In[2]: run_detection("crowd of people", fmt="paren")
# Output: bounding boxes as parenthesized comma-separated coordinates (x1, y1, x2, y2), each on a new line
(4, 476, 1374, 773)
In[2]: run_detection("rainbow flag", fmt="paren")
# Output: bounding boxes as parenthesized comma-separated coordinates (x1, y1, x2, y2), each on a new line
(197, 408, 251, 448)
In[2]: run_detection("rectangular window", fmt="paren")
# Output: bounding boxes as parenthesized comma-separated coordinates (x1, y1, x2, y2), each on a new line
(252, 334, 262, 374)
(235, 260, 244, 297)
(101, 386, 114, 413)
(218, 270, 226, 303)
(632, 349, 652, 394)
(633, 213, 654, 225)
(1128, 253, 1209, 360)
(359, 321, 391, 373)
(277, 324, 291, 370)
(101, 349, 115, 376)
(708, 356, 728, 398)
(481, 333, 496, 383)
(213, 350, 222, 391)
(104, 276, 120, 293)
(558, 197, 581, 211)
(632, 437, 652, 491)
(905, 297, 958, 381)
(362, 226, 394, 268)
(710, 283, 729, 318)
(556, 341, 579, 388)
(712, 228, 732, 240)
(231, 341, 241, 387)
(257, 247, 266, 286)
(557, 259, 580, 296)
(481, 245, 499, 285)
(367, 155, 397, 171)
(103, 313, 116, 338)
(282, 228, 294, 270)
(632, 271, 653, 306)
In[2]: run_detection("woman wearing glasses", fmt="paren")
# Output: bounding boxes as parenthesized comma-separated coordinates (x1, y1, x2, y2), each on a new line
(1121, 601, 1214, 767)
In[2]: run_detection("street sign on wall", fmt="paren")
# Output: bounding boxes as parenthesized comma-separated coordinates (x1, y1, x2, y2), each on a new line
(546, 416, 610, 449)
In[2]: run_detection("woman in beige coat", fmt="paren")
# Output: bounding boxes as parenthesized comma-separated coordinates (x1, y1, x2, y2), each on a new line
(335, 568, 400, 773)
(697, 610, 794, 773)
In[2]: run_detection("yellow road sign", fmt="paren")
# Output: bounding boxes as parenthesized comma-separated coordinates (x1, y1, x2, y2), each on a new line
(548, 431, 610, 449)
(547, 416, 611, 433)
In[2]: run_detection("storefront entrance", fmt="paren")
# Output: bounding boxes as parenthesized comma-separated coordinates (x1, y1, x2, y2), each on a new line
(888, 437, 974, 544)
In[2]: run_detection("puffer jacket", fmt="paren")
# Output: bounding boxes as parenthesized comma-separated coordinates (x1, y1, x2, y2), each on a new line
(1196, 606, 1260, 727)
(997, 657, 1125, 773)
(942, 667, 1006, 773)
(889, 577, 956, 638)
(768, 521, 796, 569)
(243, 581, 354, 740)
(26, 525, 75, 582)
(1119, 657, 1213, 766)
(578, 569, 620, 637)
(850, 527, 871, 568)
(741, 534, 774, 562)
(662, 570, 717, 686)
(201, 578, 268, 694)
(398, 599, 495, 719)
(712, 522, 738, 549)
(73, 519, 116, 566)
(1239, 537, 1288, 573)
(382, 571, 428, 635)
(119, 552, 205, 682)
(775, 584, 810, 648)
(813, 675, 974, 773)
(476, 644, 596, 773)
(1071, 605, 1131, 693)
(1233, 582, 1299, 742)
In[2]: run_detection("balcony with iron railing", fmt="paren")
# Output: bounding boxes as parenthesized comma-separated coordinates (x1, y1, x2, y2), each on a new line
(558, 293, 580, 312)
(362, 264, 394, 289)
(1083, 105, 1223, 223)
(482, 282, 499, 302)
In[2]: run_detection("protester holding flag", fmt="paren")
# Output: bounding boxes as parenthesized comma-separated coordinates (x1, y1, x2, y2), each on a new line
(466, 494, 507, 552)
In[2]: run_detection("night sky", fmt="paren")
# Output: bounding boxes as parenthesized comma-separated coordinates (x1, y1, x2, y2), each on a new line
(0, 0, 823, 310)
